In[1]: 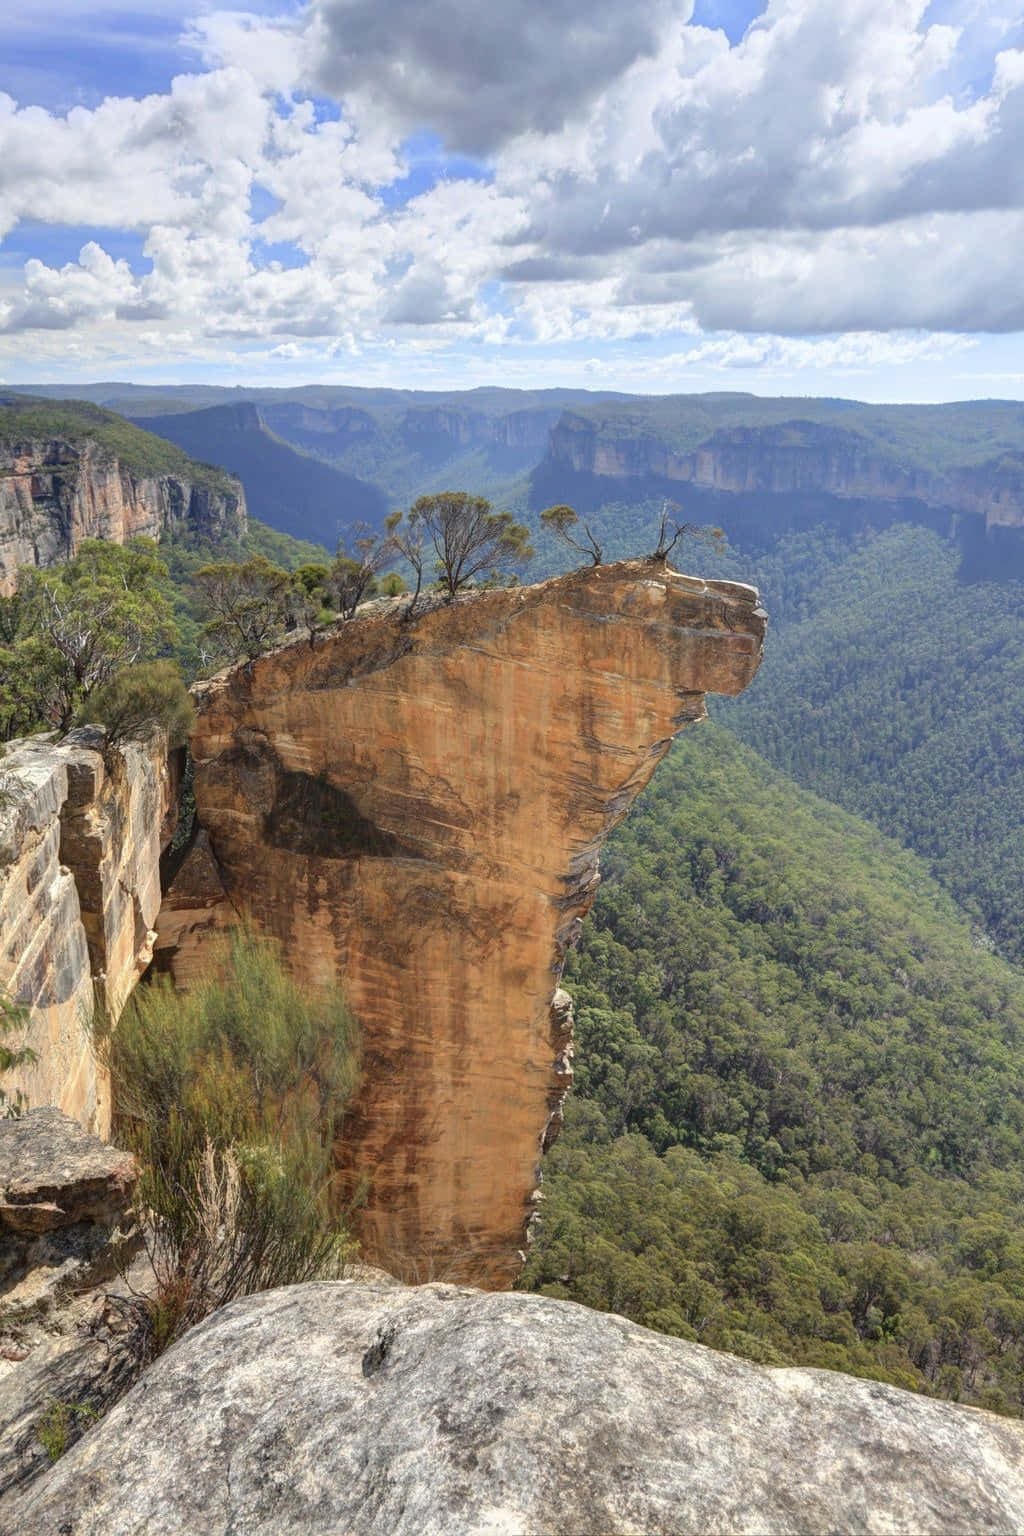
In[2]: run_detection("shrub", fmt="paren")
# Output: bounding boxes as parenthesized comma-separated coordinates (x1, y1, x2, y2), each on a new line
(0, 993, 37, 1118)
(104, 928, 360, 1356)
(77, 659, 194, 749)
(35, 1401, 97, 1463)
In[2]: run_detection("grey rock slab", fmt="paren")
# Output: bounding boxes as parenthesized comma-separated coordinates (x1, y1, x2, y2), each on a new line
(0, 1108, 136, 1234)
(7, 1278, 1024, 1535)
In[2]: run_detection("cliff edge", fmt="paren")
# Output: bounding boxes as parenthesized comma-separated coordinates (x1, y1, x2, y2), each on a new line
(0, 730, 177, 1132)
(159, 560, 765, 1283)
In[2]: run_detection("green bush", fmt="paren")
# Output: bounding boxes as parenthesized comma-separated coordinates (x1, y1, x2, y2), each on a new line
(105, 928, 360, 1356)
(0, 993, 36, 1118)
(77, 659, 194, 749)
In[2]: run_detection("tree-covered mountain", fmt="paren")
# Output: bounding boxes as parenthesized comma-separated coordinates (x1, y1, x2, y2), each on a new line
(523, 724, 1024, 1415)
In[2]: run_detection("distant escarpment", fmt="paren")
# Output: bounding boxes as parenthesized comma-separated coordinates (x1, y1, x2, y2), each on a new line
(0, 395, 245, 593)
(157, 561, 765, 1284)
(538, 413, 1024, 560)
(134, 402, 388, 548)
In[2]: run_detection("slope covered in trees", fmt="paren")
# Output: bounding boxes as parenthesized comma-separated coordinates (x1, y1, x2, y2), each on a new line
(524, 724, 1024, 1415)
(721, 524, 1024, 962)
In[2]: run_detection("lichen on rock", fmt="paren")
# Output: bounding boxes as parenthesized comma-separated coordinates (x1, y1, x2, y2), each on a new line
(8, 1278, 1024, 1536)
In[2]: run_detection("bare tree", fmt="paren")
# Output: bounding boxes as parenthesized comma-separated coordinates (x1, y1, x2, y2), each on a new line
(386, 510, 427, 619)
(651, 501, 725, 563)
(540, 503, 603, 566)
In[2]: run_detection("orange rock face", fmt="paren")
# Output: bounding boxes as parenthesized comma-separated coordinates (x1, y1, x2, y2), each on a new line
(161, 561, 765, 1284)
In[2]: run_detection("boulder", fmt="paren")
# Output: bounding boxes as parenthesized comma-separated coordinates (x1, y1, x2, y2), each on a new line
(8, 1278, 1024, 1534)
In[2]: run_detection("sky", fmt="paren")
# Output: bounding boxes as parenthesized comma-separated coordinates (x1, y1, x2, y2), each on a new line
(1, 0, 1024, 400)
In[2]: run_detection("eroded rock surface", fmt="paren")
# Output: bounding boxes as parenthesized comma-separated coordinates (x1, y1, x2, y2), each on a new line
(0, 432, 244, 594)
(0, 730, 176, 1132)
(0, 1110, 145, 1498)
(159, 560, 764, 1282)
(0, 1106, 136, 1237)
(9, 1279, 1024, 1536)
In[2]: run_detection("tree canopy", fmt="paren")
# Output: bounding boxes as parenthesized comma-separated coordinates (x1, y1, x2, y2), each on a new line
(524, 724, 1024, 1416)
(0, 538, 178, 738)
(399, 492, 533, 596)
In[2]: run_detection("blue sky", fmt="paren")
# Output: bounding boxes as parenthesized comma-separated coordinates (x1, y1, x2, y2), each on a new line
(1, 0, 1023, 399)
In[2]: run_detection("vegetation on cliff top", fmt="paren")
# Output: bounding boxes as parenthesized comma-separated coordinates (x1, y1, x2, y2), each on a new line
(0, 394, 239, 495)
(525, 724, 1024, 1416)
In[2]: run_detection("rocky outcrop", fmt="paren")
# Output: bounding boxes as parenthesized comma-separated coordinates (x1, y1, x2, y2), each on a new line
(0, 1109, 146, 1500)
(547, 415, 1024, 531)
(0, 1107, 135, 1239)
(158, 561, 764, 1283)
(9, 1277, 1024, 1535)
(0, 435, 245, 593)
(0, 730, 177, 1133)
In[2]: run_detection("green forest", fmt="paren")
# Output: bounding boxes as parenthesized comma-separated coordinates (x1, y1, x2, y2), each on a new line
(723, 524, 1024, 963)
(523, 725, 1024, 1415)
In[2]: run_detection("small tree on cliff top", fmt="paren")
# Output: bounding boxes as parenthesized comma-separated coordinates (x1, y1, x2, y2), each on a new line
(193, 556, 294, 661)
(651, 501, 725, 563)
(329, 524, 397, 620)
(401, 492, 533, 597)
(540, 504, 604, 566)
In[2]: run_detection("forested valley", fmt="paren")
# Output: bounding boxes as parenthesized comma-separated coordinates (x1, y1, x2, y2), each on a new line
(523, 725, 1024, 1414)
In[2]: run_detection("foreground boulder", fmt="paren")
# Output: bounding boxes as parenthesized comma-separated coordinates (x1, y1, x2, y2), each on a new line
(8, 1279, 1024, 1534)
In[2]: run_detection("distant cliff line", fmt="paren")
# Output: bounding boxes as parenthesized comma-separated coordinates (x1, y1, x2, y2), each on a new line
(0, 395, 245, 594)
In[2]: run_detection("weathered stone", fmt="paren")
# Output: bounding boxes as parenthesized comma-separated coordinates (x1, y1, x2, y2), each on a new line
(0, 732, 175, 1132)
(159, 560, 765, 1283)
(0, 1110, 145, 1499)
(0, 434, 244, 594)
(8, 1279, 1024, 1535)
(0, 1108, 136, 1236)
(0, 1253, 153, 1502)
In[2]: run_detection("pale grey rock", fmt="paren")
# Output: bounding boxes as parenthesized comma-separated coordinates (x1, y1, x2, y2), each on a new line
(0, 1107, 136, 1236)
(0, 729, 176, 1132)
(0, 1113, 146, 1499)
(8, 1279, 1024, 1535)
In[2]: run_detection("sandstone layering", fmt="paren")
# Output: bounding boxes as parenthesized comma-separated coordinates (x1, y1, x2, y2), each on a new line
(9, 1277, 1024, 1536)
(0, 730, 177, 1132)
(158, 560, 764, 1282)
(0, 431, 244, 593)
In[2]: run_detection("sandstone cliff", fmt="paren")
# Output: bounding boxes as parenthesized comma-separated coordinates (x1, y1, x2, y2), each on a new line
(158, 561, 764, 1283)
(0, 419, 245, 593)
(546, 414, 1024, 533)
(0, 730, 177, 1133)
(10, 1277, 1024, 1535)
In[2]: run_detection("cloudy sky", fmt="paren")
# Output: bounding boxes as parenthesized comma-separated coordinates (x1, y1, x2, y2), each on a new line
(1, 0, 1023, 398)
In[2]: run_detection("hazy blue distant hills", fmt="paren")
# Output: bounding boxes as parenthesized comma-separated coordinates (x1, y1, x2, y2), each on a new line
(26, 385, 1024, 572)
(131, 402, 388, 548)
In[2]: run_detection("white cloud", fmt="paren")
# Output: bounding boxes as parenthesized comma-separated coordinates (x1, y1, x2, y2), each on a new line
(1, 0, 1023, 375)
